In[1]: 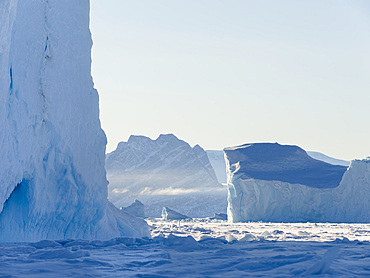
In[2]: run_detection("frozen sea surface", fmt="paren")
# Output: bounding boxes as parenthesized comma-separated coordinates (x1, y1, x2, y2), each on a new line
(1, 220, 370, 277)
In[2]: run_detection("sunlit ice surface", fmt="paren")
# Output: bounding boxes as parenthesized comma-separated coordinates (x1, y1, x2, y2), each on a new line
(149, 219, 370, 242)
(1, 219, 370, 277)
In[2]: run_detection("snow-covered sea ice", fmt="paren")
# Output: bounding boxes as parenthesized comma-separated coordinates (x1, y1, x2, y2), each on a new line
(1, 220, 370, 277)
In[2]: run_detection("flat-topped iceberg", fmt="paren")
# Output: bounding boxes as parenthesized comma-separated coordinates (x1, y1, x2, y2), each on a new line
(0, 0, 149, 241)
(226, 143, 370, 223)
(225, 143, 347, 189)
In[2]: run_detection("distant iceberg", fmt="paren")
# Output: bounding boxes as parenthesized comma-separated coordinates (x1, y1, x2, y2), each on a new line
(0, 0, 149, 241)
(122, 200, 146, 218)
(226, 143, 370, 223)
(106, 134, 227, 218)
(307, 151, 350, 167)
(162, 207, 190, 220)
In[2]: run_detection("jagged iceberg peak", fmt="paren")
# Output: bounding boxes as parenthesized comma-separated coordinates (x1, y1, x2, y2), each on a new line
(107, 133, 219, 185)
(106, 134, 226, 218)
(224, 142, 347, 189)
(0, 0, 149, 241)
(226, 143, 370, 223)
(126, 133, 181, 143)
(113, 134, 187, 155)
(122, 199, 145, 218)
(129, 133, 184, 144)
(127, 135, 156, 146)
(157, 133, 182, 142)
(136, 133, 187, 148)
(107, 133, 204, 173)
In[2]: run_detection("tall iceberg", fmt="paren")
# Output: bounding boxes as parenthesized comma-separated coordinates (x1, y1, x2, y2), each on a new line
(0, 0, 149, 241)
(226, 143, 370, 223)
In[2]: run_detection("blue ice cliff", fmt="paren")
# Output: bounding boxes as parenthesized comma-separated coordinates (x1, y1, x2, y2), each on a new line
(0, 0, 149, 242)
(226, 143, 370, 223)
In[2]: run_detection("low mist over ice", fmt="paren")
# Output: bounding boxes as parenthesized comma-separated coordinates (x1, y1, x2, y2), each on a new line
(106, 134, 227, 218)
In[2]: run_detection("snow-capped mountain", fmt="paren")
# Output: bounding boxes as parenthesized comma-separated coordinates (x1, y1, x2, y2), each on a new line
(0, 0, 149, 242)
(106, 134, 227, 218)
(226, 143, 370, 223)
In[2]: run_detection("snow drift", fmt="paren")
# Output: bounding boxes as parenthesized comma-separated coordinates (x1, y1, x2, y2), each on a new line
(106, 134, 227, 218)
(226, 143, 370, 223)
(0, 0, 149, 241)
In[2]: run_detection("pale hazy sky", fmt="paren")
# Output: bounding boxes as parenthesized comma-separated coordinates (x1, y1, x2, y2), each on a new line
(90, 0, 370, 160)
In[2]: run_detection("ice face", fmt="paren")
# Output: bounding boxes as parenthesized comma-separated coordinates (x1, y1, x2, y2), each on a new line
(206, 150, 228, 184)
(0, 0, 149, 241)
(226, 143, 370, 223)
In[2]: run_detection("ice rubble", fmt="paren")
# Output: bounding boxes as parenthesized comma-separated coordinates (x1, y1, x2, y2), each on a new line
(226, 143, 370, 223)
(4, 221, 370, 278)
(106, 134, 227, 218)
(208, 213, 228, 221)
(0, 0, 149, 241)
